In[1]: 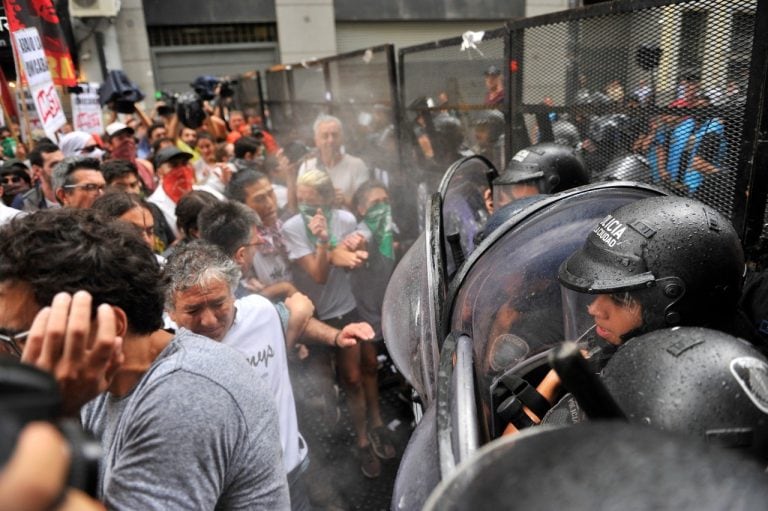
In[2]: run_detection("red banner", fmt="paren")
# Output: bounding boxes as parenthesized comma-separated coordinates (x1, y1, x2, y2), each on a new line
(3, 0, 76, 86)
(0, 67, 18, 120)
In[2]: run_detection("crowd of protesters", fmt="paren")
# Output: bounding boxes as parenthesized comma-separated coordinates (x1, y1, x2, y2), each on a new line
(0, 83, 405, 510)
(0, 60, 754, 509)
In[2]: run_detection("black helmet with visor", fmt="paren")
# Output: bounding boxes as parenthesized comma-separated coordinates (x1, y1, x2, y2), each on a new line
(558, 196, 744, 344)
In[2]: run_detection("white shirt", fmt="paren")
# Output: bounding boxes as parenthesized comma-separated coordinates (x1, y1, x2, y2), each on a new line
(224, 295, 307, 472)
(147, 185, 178, 238)
(0, 203, 23, 225)
(298, 153, 369, 203)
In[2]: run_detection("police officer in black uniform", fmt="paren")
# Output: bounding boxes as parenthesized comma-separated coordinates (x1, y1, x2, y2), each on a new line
(501, 195, 749, 432)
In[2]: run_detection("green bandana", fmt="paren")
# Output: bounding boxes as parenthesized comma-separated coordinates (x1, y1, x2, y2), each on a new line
(363, 202, 394, 259)
(299, 204, 336, 247)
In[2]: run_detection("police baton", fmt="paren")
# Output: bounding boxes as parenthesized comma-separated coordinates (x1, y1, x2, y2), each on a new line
(549, 341, 626, 420)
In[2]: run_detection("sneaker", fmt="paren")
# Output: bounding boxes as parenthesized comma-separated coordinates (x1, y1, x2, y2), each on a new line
(358, 444, 381, 478)
(368, 426, 396, 460)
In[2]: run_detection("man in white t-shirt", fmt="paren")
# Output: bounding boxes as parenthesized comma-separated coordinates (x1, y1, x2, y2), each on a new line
(298, 115, 369, 209)
(165, 242, 311, 511)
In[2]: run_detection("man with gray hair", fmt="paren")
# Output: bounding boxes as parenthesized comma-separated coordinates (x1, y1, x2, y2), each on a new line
(165, 241, 311, 510)
(298, 114, 369, 209)
(51, 156, 105, 208)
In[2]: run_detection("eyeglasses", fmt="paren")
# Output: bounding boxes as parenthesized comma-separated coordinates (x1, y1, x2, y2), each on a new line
(2, 175, 23, 184)
(240, 240, 263, 250)
(63, 183, 105, 193)
(0, 330, 28, 357)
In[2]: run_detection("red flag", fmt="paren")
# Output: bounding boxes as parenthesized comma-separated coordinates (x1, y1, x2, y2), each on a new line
(3, 0, 76, 86)
(0, 67, 18, 119)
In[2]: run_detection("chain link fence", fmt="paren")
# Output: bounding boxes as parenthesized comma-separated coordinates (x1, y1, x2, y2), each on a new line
(260, 0, 767, 250)
(508, 0, 766, 247)
(263, 46, 406, 232)
(230, 71, 266, 124)
(397, 27, 508, 238)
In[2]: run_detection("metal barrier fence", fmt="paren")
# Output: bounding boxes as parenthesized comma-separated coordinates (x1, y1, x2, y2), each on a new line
(395, 27, 508, 239)
(507, 0, 768, 251)
(230, 71, 266, 124)
(263, 45, 399, 147)
(263, 45, 405, 232)
(261, 0, 768, 252)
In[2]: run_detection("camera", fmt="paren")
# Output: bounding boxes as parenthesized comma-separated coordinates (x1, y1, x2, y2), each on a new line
(155, 91, 178, 117)
(219, 79, 238, 99)
(250, 124, 264, 140)
(0, 358, 101, 497)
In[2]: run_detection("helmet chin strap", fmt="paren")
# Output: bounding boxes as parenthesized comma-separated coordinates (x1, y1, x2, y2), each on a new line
(619, 277, 686, 343)
(619, 325, 646, 344)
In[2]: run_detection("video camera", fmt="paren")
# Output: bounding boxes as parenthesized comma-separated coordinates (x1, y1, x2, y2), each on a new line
(0, 358, 101, 497)
(191, 75, 238, 102)
(154, 91, 179, 117)
(99, 70, 145, 114)
(219, 79, 237, 99)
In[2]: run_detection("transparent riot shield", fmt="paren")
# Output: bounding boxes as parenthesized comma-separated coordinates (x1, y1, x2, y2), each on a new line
(445, 182, 666, 442)
(438, 155, 498, 277)
(390, 403, 440, 511)
(382, 193, 445, 406)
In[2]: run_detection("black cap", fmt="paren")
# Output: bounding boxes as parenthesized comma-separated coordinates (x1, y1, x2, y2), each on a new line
(0, 159, 29, 172)
(0, 159, 32, 184)
(154, 146, 193, 167)
(484, 65, 501, 76)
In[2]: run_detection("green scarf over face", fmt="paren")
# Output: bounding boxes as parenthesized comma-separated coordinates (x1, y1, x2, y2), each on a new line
(298, 204, 336, 247)
(364, 202, 394, 259)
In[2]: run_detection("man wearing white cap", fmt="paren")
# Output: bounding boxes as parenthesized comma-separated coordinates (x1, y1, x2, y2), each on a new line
(59, 131, 105, 160)
(105, 121, 156, 192)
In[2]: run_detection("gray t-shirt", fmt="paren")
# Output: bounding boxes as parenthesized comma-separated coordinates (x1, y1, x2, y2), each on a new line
(81, 329, 289, 510)
(281, 210, 357, 320)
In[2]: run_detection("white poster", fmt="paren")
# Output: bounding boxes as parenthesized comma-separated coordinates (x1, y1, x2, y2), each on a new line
(16, 88, 43, 142)
(71, 83, 103, 134)
(13, 27, 66, 141)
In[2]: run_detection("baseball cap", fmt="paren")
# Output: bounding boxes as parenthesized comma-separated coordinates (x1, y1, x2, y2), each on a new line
(105, 122, 135, 138)
(154, 146, 193, 167)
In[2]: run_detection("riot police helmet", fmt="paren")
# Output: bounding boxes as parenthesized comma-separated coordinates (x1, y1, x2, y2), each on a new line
(602, 327, 768, 461)
(598, 153, 652, 182)
(471, 110, 505, 143)
(431, 113, 465, 164)
(558, 196, 745, 344)
(492, 143, 588, 208)
(551, 119, 580, 148)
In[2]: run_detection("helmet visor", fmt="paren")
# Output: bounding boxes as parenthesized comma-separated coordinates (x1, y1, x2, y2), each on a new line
(562, 285, 643, 347)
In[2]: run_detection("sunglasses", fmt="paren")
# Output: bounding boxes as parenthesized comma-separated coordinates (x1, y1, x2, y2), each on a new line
(2, 175, 23, 184)
(80, 145, 100, 154)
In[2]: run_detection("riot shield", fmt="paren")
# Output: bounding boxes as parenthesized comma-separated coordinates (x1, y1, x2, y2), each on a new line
(445, 182, 666, 441)
(438, 155, 498, 276)
(424, 422, 768, 511)
(390, 403, 440, 511)
(382, 193, 444, 406)
(436, 332, 479, 479)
